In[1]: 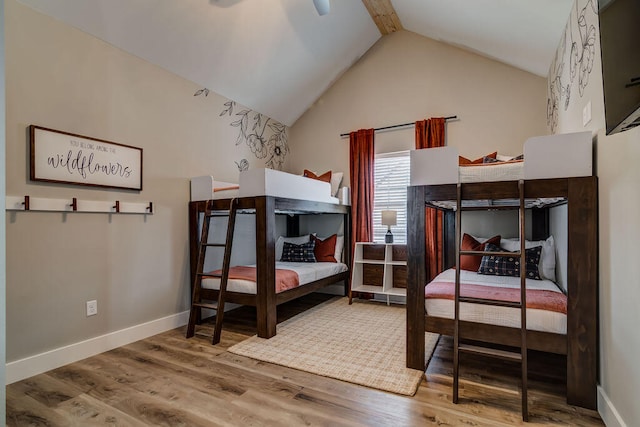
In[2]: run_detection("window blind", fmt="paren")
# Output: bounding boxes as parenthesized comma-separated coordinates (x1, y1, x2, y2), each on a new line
(373, 151, 410, 244)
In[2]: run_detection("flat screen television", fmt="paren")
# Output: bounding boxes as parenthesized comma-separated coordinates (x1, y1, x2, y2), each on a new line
(598, 0, 640, 134)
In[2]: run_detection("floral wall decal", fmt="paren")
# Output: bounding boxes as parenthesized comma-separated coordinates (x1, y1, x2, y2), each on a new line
(220, 101, 289, 170)
(235, 159, 249, 171)
(571, 0, 597, 97)
(194, 88, 210, 97)
(193, 89, 290, 172)
(547, 0, 598, 133)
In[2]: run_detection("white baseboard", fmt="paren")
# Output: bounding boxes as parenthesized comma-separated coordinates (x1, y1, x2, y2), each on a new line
(5, 310, 189, 384)
(598, 385, 627, 427)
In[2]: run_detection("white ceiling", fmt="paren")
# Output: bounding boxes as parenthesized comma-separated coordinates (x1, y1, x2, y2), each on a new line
(395, 0, 574, 77)
(16, 0, 573, 126)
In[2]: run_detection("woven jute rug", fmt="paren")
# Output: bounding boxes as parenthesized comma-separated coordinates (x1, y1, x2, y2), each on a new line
(227, 297, 439, 396)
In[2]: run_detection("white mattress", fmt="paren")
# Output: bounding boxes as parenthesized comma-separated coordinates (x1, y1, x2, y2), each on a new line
(191, 170, 340, 204)
(239, 168, 338, 204)
(459, 162, 524, 183)
(202, 262, 348, 294)
(425, 269, 566, 334)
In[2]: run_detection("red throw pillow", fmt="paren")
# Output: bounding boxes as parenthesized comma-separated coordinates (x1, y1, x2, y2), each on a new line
(311, 234, 337, 262)
(459, 151, 497, 165)
(304, 169, 332, 183)
(459, 234, 501, 271)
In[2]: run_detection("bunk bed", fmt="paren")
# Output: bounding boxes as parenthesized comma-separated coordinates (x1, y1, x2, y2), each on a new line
(406, 131, 598, 410)
(188, 169, 351, 339)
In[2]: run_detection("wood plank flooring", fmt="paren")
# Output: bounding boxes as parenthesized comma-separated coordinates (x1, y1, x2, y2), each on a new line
(6, 294, 603, 426)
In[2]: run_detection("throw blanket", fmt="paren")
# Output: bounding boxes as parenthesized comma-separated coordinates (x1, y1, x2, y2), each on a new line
(425, 281, 567, 314)
(213, 185, 240, 192)
(206, 266, 300, 293)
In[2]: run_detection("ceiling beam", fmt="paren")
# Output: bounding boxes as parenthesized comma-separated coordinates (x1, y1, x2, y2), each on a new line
(361, 0, 403, 35)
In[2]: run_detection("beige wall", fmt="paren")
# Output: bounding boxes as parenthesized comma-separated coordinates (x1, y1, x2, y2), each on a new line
(5, 0, 289, 363)
(288, 30, 548, 179)
(548, 1, 639, 425)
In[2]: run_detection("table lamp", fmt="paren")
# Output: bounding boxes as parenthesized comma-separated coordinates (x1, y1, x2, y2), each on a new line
(381, 210, 397, 243)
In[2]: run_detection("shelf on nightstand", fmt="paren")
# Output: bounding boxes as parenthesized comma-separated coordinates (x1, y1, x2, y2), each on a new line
(350, 242, 407, 305)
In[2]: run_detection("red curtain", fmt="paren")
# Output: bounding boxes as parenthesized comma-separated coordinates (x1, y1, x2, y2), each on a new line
(349, 128, 375, 261)
(415, 118, 446, 281)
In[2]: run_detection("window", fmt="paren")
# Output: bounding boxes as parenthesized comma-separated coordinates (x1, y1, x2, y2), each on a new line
(373, 150, 410, 244)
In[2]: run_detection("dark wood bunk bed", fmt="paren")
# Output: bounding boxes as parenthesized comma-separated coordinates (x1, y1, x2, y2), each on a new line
(406, 176, 598, 410)
(189, 196, 351, 339)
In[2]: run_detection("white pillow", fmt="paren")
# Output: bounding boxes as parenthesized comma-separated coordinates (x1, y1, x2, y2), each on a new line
(470, 235, 494, 243)
(496, 154, 515, 162)
(276, 235, 311, 261)
(330, 172, 343, 197)
(317, 235, 345, 263)
(500, 235, 556, 281)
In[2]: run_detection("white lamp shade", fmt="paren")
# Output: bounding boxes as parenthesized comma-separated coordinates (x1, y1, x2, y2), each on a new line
(381, 210, 397, 226)
(313, 0, 331, 16)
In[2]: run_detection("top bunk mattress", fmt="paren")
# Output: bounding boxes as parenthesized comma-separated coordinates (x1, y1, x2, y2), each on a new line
(239, 168, 338, 204)
(410, 131, 593, 186)
(191, 169, 340, 204)
(459, 161, 524, 183)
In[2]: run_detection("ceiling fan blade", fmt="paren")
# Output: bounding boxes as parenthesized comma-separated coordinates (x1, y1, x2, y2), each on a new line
(313, 0, 330, 16)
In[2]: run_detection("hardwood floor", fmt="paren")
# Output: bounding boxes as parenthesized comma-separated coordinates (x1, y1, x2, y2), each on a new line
(6, 294, 603, 426)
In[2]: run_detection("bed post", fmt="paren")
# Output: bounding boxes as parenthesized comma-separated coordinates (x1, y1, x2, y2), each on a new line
(407, 186, 427, 370)
(286, 215, 300, 237)
(255, 196, 277, 338)
(344, 206, 352, 296)
(443, 210, 456, 270)
(566, 176, 598, 409)
(531, 208, 549, 240)
(188, 201, 204, 296)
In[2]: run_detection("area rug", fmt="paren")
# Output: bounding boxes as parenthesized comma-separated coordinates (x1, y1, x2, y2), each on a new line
(227, 297, 440, 396)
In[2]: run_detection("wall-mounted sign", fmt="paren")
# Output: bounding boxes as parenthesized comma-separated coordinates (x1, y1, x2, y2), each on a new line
(29, 125, 143, 191)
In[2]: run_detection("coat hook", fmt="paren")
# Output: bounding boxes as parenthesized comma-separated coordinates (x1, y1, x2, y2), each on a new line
(146, 202, 153, 214)
(22, 195, 30, 211)
(113, 200, 120, 213)
(69, 197, 78, 212)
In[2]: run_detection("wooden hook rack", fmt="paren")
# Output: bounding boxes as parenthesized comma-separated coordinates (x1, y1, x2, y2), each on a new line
(6, 196, 154, 215)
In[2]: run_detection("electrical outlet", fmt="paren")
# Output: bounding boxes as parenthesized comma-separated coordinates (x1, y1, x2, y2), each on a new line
(86, 300, 98, 316)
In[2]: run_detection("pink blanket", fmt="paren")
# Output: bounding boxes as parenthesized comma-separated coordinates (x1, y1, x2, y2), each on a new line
(205, 266, 300, 293)
(425, 281, 567, 314)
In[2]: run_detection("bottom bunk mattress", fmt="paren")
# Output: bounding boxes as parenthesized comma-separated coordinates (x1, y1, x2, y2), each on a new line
(425, 269, 567, 334)
(202, 261, 348, 294)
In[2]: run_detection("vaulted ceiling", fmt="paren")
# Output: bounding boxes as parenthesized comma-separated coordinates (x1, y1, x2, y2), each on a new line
(16, 0, 573, 126)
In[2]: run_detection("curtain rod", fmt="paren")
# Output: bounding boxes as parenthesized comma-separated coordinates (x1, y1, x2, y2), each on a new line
(339, 115, 458, 138)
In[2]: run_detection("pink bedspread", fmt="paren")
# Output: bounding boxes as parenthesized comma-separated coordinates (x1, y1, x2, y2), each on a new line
(425, 281, 567, 314)
(206, 266, 300, 293)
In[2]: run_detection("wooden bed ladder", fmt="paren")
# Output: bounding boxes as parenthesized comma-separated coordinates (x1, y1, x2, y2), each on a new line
(186, 198, 239, 345)
(453, 180, 529, 421)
